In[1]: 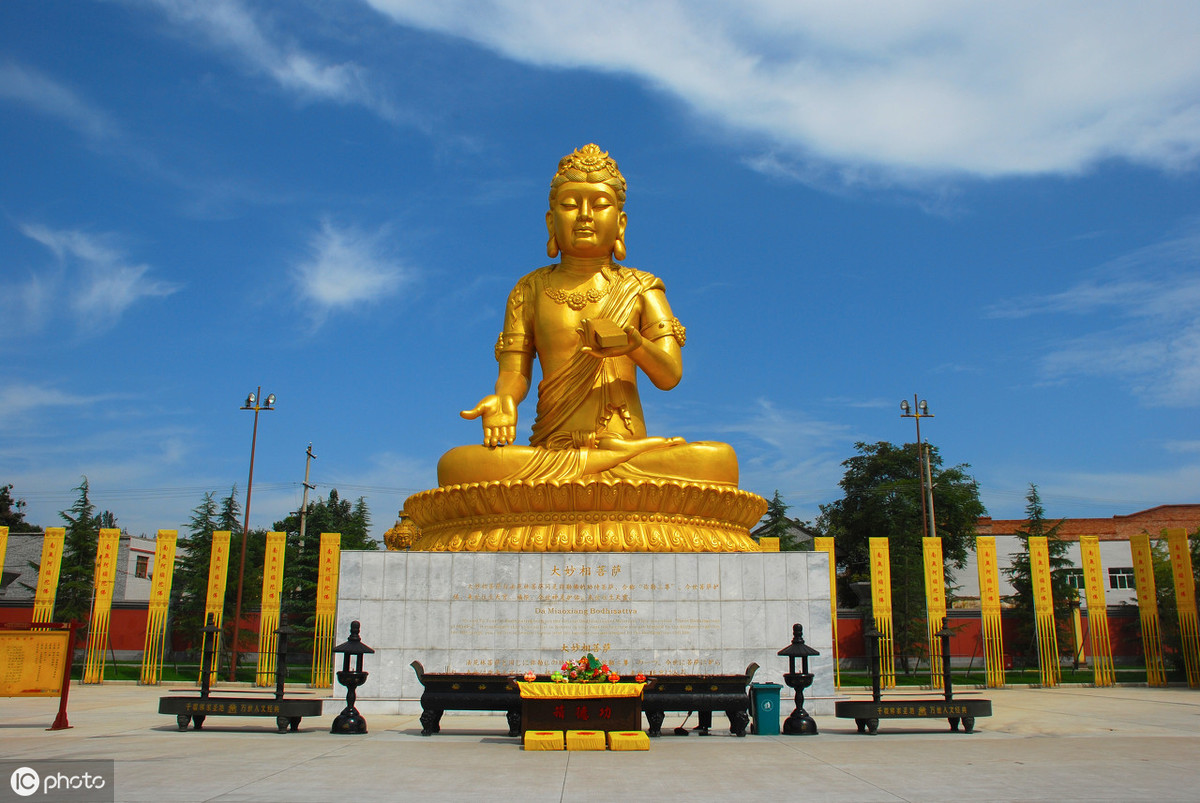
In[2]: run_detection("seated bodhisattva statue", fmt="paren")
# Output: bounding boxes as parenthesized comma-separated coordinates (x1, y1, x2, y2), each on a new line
(404, 144, 763, 552)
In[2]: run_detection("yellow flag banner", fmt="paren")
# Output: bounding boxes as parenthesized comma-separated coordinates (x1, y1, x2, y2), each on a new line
(1166, 528, 1200, 688)
(1079, 536, 1114, 686)
(1029, 536, 1060, 687)
(1130, 533, 1166, 686)
(869, 537, 895, 689)
(83, 528, 121, 683)
(923, 537, 946, 689)
(140, 531, 178, 685)
(814, 537, 839, 688)
(200, 531, 232, 686)
(32, 528, 66, 624)
(255, 532, 287, 687)
(0, 527, 8, 588)
(311, 532, 342, 689)
(976, 536, 1005, 687)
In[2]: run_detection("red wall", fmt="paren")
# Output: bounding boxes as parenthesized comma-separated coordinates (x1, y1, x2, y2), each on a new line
(835, 609, 1144, 661)
(0, 604, 260, 652)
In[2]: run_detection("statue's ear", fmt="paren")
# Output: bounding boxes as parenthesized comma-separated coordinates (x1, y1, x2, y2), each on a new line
(613, 212, 628, 261)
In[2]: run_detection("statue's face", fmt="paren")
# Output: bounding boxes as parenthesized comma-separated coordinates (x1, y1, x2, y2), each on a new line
(546, 181, 626, 259)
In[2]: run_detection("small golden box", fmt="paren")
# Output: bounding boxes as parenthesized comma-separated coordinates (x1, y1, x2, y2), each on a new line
(585, 318, 628, 349)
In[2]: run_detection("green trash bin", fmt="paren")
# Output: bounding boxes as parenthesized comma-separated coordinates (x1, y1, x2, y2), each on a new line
(749, 682, 782, 735)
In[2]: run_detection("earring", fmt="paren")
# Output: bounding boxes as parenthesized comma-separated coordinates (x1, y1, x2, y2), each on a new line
(613, 237, 626, 261)
(546, 234, 559, 259)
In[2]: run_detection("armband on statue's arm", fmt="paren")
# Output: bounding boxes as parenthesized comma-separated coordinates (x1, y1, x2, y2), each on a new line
(495, 332, 534, 362)
(639, 317, 686, 347)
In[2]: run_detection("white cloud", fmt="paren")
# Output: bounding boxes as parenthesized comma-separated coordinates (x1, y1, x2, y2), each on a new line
(706, 398, 858, 516)
(0, 382, 117, 424)
(142, 0, 399, 121)
(989, 224, 1200, 406)
(8, 224, 180, 332)
(0, 62, 118, 140)
(364, 0, 1200, 180)
(982, 464, 1200, 518)
(293, 220, 411, 318)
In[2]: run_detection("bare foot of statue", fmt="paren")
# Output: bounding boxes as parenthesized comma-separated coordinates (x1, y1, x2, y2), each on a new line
(585, 436, 686, 473)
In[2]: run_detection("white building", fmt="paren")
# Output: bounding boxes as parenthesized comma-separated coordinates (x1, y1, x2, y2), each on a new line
(1, 531, 160, 603)
(951, 505, 1200, 609)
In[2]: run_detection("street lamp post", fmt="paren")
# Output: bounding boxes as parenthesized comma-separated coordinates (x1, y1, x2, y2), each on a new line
(900, 395, 936, 540)
(230, 387, 275, 682)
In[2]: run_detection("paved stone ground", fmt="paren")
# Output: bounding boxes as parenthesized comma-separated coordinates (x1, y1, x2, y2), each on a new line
(2, 683, 1199, 802)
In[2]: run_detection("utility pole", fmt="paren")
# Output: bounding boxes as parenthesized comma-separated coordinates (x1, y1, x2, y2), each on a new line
(924, 443, 937, 539)
(298, 443, 317, 550)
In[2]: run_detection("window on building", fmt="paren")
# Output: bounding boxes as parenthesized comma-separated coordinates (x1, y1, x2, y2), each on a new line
(1063, 568, 1085, 590)
(135, 555, 150, 579)
(1109, 567, 1135, 590)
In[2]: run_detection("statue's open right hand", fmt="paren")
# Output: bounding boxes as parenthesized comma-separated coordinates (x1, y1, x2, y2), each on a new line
(461, 394, 518, 447)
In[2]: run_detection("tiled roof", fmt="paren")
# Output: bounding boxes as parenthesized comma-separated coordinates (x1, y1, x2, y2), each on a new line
(977, 504, 1200, 541)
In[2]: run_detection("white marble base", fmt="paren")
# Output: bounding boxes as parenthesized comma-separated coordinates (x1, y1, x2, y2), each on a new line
(335, 551, 834, 715)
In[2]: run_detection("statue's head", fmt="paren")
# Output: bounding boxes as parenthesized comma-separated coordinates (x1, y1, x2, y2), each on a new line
(549, 144, 626, 210)
(546, 144, 628, 261)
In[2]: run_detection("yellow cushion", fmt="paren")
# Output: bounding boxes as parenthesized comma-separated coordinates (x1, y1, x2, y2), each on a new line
(607, 730, 650, 751)
(565, 730, 607, 750)
(524, 730, 564, 751)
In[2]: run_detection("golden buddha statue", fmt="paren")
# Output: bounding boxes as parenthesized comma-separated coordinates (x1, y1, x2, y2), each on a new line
(402, 144, 764, 552)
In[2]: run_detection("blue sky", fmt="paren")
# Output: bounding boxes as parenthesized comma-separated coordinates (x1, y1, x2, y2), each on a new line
(3, 1, 1199, 540)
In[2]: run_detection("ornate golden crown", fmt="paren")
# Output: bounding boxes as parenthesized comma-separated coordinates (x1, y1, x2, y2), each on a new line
(551, 143, 626, 203)
(559, 143, 617, 175)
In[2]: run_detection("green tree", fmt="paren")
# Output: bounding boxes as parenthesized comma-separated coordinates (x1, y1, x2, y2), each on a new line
(1, 484, 42, 532)
(1002, 484, 1075, 662)
(172, 486, 263, 658)
(816, 441, 985, 672)
(173, 491, 220, 645)
(758, 490, 812, 551)
(216, 486, 243, 535)
(54, 477, 101, 624)
(273, 489, 377, 647)
(760, 491, 790, 539)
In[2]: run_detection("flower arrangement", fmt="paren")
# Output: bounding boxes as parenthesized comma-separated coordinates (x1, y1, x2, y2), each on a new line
(548, 653, 622, 684)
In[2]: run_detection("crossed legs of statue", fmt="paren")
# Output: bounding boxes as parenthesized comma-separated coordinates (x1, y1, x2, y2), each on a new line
(436, 437, 738, 487)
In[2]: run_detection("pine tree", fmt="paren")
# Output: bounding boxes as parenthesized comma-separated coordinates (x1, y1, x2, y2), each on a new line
(172, 485, 271, 661)
(273, 489, 377, 647)
(760, 490, 790, 541)
(1002, 484, 1075, 663)
(217, 485, 274, 665)
(54, 477, 100, 624)
(216, 486, 243, 536)
(173, 491, 220, 645)
(758, 490, 812, 551)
